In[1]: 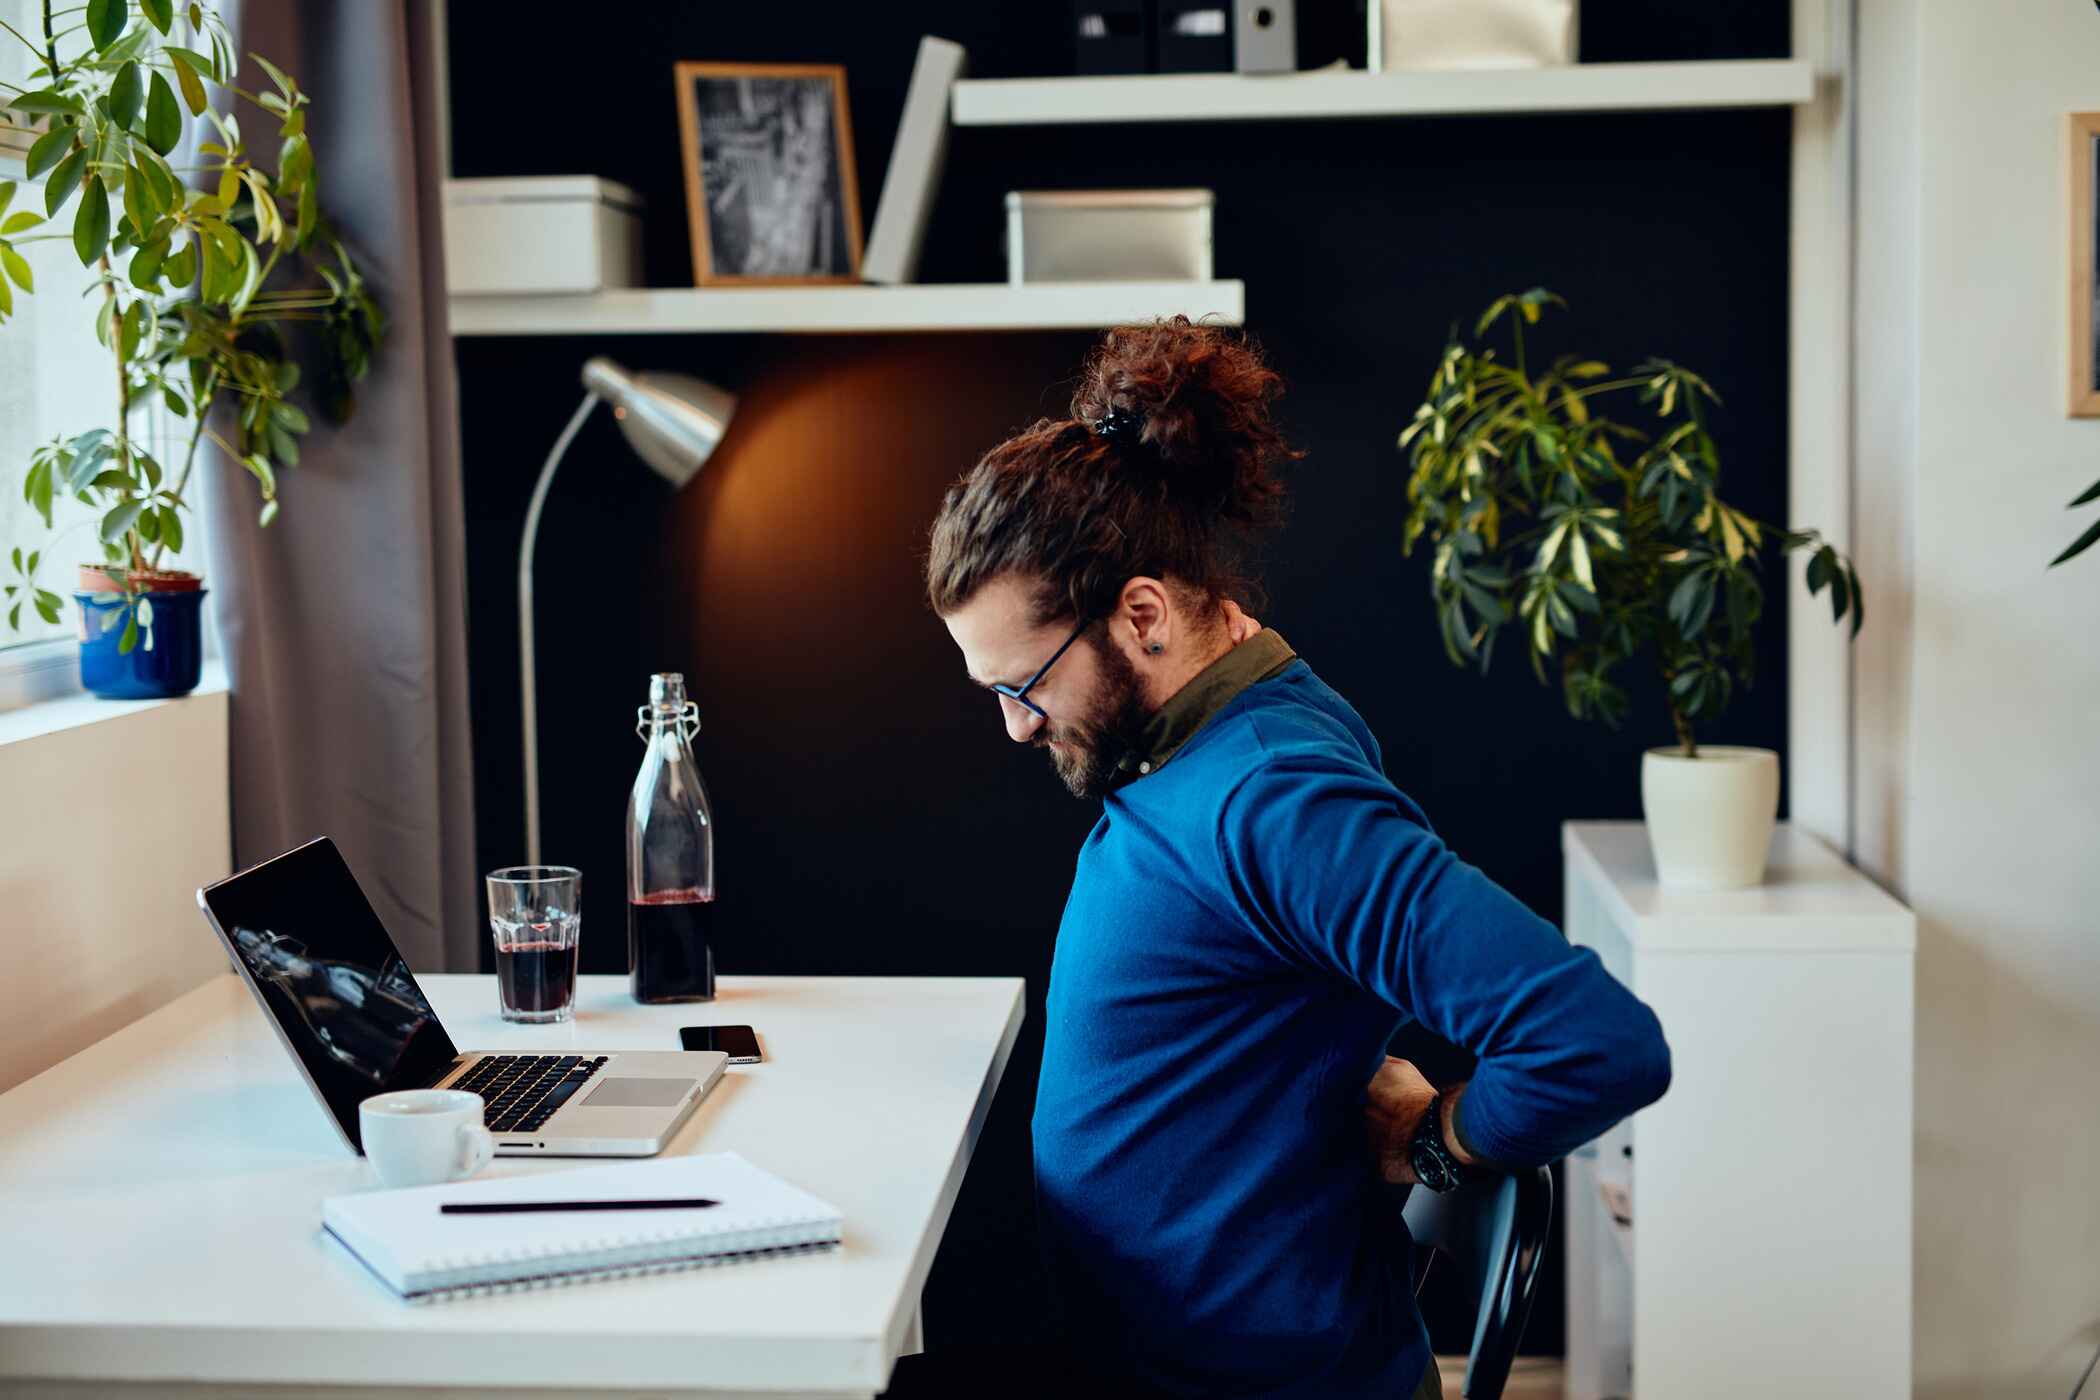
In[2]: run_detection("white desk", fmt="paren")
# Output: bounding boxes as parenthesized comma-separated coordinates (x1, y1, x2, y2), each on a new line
(0, 972, 1025, 1399)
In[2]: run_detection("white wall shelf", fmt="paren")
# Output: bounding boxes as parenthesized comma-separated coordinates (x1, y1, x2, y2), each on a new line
(447, 281, 1245, 337)
(951, 59, 1813, 126)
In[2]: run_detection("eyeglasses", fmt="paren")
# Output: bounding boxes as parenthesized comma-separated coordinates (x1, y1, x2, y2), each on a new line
(989, 616, 1092, 720)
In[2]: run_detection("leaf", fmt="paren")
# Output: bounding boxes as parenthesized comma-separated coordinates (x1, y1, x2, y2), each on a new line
(1827, 564, 1850, 623)
(2069, 476, 2100, 508)
(163, 239, 196, 289)
(258, 498, 279, 528)
(170, 51, 207, 116)
(141, 0, 174, 33)
(144, 73, 182, 155)
(110, 62, 144, 130)
(1, 246, 33, 294)
(44, 146, 88, 217)
(1846, 564, 1865, 638)
(2, 208, 42, 235)
(0, 267, 11, 318)
(160, 508, 184, 555)
(73, 174, 110, 263)
(100, 499, 145, 544)
(121, 160, 149, 238)
(1806, 546, 1834, 593)
(7, 90, 85, 116)
(118, 611, 138, 654)
(86, 0, 127, 50)
(26, 125, 73, 179)
(163, 385, 187, 417)
(168, 46, 221, 83)
(1667, 571, 1702, 628)
(251, 52, 295, 100)
(2049, 513, 2100, 568)
(128, 233, 167, 289)
(1718, 507, 1745, 564)
(1569, 528, 1594, 590)
(33, 591, 61, 626)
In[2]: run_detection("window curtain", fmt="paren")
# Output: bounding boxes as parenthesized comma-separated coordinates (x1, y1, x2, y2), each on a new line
(203, 1, 478, 971)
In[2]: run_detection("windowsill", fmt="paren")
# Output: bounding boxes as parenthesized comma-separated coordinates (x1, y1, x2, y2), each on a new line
(0, 659, 229, 749)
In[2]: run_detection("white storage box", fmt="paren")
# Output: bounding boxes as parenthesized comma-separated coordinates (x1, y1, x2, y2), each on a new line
(1004, 190, 1215, 287)
(1369, 0, 1578, 72)
(443, 176, 644, 296)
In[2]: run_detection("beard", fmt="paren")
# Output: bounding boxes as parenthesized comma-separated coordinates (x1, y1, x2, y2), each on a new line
(1036, 636, 1152, 800)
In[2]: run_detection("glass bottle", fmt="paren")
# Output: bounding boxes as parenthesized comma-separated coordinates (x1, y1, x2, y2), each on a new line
(627, 672, 716, 1003)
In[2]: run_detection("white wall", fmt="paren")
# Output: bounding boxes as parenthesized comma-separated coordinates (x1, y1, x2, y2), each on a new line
(1852, 2, 2100, 1393)
(0, 682, 232, 1092)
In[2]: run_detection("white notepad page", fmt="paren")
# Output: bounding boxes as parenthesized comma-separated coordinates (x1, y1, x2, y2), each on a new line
(322, 1152, 843, 1301)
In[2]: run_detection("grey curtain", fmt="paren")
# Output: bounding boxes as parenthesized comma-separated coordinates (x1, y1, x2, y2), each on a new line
(203, 1, 479, 971)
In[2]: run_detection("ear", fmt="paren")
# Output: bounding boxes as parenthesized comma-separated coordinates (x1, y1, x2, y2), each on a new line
(1114, 576, 1173, 657)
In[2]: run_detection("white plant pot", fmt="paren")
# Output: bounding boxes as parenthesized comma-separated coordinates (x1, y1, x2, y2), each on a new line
(1639, 745, 1780, 890)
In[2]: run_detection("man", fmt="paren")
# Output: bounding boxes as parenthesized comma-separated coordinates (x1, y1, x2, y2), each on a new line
(907, 320, 1672, 1399)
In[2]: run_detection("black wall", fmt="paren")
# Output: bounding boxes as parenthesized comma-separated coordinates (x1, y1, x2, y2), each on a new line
(448, 1, 1792, 1360)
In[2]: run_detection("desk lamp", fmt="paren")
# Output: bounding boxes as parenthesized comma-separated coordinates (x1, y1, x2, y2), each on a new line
(520, 357, 736, 864)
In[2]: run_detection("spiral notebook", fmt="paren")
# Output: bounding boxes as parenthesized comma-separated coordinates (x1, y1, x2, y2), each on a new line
(321, 1152, 842, 1303)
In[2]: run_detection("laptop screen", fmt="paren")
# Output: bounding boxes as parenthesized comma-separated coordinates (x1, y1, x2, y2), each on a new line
(201, 837, 461, 1151)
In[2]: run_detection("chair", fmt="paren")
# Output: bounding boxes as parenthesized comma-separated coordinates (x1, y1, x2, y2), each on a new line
(1402, 1165, 1555, 1400)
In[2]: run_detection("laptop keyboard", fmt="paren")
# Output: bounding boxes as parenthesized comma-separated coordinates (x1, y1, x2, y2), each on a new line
(450, 1054, 609, 1135)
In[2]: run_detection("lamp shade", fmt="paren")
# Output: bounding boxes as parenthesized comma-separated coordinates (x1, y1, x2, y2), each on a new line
(581, 356, 736, 489)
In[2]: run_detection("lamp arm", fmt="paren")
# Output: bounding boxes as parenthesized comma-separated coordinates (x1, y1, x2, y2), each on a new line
(520, 390, 604, 867)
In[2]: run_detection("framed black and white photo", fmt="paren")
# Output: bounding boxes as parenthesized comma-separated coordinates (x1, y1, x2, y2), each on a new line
(2071, 111, 2100, 417)
(674, 62, 863, 286)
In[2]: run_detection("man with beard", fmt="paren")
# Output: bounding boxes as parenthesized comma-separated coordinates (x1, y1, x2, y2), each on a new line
(900, 319, 1673, 1400)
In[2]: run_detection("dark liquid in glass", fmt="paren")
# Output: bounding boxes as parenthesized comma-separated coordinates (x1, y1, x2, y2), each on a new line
(495, 938, 578, 1015)
(629, 890, 715, 1003)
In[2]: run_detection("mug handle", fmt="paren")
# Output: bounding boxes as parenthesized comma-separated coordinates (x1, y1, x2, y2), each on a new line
(456, 1121, 495, 1179)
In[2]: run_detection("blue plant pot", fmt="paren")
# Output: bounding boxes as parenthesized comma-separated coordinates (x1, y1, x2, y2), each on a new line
(74, 586, 209, 699)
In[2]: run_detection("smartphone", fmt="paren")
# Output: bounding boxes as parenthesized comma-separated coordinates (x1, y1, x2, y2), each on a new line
(680, 1024, 762, 1064)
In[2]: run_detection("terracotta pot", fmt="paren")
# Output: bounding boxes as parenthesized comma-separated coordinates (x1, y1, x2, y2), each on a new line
(77, 564, 205, 594)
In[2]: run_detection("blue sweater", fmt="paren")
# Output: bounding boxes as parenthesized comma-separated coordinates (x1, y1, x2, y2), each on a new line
(1033, 656, 1671, 1398)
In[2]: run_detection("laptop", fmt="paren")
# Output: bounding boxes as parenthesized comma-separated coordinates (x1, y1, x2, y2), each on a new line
(197, 837, 726, 1158)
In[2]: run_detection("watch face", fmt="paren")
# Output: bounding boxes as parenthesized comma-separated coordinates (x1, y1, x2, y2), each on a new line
(1410, 1144, 1453, 1192)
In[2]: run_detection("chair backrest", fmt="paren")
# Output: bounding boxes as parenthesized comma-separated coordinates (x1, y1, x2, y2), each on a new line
(1401, 1166, 1554, 1400)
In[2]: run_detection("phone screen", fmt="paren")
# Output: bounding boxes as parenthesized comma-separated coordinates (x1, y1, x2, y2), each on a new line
(680, 1024, 762, 1062)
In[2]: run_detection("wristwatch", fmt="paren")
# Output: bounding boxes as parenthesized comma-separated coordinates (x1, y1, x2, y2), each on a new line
(1407, 1093, 1467, 1193)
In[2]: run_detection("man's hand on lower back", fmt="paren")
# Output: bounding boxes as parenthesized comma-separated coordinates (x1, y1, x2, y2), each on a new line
(1365, 1058, 1484, 1185)
(1364, 1055, 1437, 1185)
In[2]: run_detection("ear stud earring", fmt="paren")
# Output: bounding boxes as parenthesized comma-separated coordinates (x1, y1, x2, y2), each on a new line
(1148, 643, 1164, 654)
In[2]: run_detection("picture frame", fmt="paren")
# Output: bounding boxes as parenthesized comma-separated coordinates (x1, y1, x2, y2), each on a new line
(2070, 111, 2100, 417)
(674, 62, 864, 287)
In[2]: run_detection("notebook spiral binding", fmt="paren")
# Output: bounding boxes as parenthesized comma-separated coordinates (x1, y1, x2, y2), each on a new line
(402, 1218, 841, 1303)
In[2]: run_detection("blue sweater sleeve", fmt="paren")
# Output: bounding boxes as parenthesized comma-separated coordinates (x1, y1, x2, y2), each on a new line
(1217, 745, 1671, 1167)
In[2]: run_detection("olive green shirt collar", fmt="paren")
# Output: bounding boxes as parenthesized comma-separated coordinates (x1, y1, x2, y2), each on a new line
(1116, 628, 1298, 781)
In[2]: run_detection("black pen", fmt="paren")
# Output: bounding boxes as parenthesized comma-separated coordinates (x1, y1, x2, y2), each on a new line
(440, 1197, 721, 1215)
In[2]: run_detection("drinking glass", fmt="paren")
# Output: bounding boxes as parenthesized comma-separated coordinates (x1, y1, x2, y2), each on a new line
(485, 866, 582, 1023)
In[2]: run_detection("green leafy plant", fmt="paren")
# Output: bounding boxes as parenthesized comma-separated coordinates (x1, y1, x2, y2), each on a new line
(1398, 288, 1865, 757)
(0, 0, 384, 650)
(2049, 475, 2100, 567)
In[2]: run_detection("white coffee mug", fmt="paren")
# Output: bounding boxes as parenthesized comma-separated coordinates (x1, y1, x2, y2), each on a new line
(359, 1089, 494, 1189)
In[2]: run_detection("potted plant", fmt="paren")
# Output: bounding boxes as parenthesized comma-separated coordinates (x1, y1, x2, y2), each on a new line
(1397, 289, 1865, 889)
(0, 0, 382, 697)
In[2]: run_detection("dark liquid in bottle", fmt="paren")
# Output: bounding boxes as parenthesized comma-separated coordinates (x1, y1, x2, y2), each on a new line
(495, 938, 578, 1015)
(629, 890, 715, 1003)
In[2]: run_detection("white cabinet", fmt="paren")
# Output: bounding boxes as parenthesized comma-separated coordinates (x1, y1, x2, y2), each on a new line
(1561, 821, 1915, 1399)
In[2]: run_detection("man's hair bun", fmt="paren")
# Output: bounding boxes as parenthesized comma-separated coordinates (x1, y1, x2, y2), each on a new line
(1072, 316, 1300, 528)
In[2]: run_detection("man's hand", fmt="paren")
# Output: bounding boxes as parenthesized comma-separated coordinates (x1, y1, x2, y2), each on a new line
(1364, 1057, 1479, 1185)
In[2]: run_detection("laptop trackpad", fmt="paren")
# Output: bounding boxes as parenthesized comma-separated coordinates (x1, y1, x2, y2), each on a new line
(582, 1077, 694, 1109)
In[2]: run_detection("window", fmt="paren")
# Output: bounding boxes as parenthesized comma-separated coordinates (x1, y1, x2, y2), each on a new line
(1, 0, 209, 660)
